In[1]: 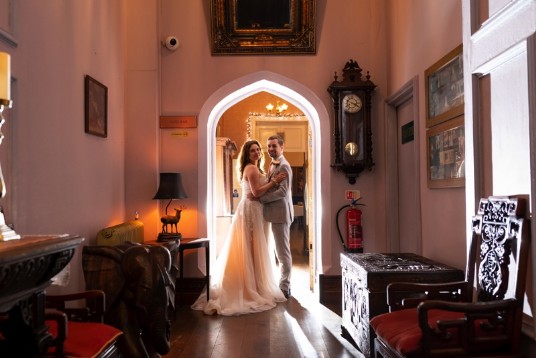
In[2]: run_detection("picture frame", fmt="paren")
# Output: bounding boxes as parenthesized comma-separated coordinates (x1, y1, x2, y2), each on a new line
(425, 44, 464, 128)
(0, 0, 17, 47)
(84, 75, 107, 138)
(427, 115, 465, 188)
(210, 0, 316, 55)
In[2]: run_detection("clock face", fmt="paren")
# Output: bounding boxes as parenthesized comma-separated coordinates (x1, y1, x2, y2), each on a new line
(342, 94, 362, 114)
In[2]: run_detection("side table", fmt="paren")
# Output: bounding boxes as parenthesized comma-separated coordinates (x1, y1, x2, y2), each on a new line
(179, 238, 210, 301)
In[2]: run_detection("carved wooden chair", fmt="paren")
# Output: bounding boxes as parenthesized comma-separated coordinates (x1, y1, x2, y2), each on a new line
(43, 290, 123, 357)
(370, 196, 530, 358)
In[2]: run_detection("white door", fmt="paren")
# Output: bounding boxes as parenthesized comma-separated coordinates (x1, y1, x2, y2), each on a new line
(462, 0, 536, 336)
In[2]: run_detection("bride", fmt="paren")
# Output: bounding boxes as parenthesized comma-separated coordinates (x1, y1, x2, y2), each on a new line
(191, 139, 287, 316)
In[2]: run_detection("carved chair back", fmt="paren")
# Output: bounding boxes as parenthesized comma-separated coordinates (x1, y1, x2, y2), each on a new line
(470, 196, 529, 305)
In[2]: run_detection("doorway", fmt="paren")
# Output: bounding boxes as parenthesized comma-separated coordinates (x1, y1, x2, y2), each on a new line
(213, 92, 311, 292)
(385, 77, 422, 253)
(197, 72, 326, 294)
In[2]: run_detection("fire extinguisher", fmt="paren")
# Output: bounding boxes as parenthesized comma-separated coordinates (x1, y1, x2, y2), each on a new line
(336, 198, 365, 253)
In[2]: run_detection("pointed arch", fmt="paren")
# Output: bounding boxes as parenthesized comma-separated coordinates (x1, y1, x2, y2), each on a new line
(197, 70, 332, 281)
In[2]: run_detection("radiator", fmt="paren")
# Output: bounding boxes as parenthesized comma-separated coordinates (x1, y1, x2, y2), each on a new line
(96, 220, 144, 246)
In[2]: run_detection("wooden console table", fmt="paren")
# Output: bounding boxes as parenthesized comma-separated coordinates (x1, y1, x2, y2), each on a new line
(0, 234, 84, 356)
(341, 252, 464, 357)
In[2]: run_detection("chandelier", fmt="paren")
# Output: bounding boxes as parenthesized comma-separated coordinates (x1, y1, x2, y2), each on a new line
(266, 100, 288, 113)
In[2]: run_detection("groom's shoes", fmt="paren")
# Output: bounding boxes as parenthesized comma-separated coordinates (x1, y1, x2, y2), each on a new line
(281, 288, 291, 299)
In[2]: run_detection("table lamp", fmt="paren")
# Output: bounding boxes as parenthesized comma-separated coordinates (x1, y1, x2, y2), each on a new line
(153, 172, 188, 241)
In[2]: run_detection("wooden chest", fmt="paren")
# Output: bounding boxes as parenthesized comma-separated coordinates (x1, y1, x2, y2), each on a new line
(340, 252, 464, 357)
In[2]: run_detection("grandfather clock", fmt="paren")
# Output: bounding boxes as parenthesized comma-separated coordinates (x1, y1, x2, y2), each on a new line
(328, 59, 376, 184)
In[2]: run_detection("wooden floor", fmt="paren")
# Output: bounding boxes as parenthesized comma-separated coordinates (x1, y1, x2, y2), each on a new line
(168, 224, 363, 357)
(166, 223, 536, 358)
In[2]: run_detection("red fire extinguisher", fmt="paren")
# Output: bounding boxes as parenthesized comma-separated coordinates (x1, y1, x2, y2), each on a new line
(336, 198, 365, 253)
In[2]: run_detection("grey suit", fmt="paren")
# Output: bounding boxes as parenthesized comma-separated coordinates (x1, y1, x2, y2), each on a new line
(260, 155, 293, 292)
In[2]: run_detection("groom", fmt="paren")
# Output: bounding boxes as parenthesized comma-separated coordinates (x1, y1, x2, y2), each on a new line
(260, 134, 294, 298)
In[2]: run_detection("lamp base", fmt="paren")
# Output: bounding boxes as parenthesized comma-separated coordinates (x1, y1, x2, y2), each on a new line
(0, 212, 20, 241)
(157, 233, 182, 242)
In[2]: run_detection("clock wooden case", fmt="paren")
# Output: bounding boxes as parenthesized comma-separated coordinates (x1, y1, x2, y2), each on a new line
(328, 59, 376, 184)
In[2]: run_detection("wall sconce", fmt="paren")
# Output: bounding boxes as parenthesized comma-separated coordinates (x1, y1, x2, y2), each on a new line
(266, 101, 288, 113)
(153, 172, 188, 241)
(0, 52, 19, 241)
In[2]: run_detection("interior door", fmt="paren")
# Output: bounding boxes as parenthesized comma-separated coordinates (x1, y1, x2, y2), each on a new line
(397, 99, 420, 253)
(385, 78, 422, 254)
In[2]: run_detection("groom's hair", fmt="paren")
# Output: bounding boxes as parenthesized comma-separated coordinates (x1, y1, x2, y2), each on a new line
(267, 134, 284, 146)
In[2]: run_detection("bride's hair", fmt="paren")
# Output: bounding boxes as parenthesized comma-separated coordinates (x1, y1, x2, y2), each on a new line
(237, 140, 265, 181)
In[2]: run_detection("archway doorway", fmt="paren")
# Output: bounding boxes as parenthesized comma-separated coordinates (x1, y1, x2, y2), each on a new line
(214, 91, 312, 294)
(199, 72, 324, 295)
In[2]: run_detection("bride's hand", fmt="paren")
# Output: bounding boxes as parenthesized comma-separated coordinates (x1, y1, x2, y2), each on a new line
(273, 172, 287, 184)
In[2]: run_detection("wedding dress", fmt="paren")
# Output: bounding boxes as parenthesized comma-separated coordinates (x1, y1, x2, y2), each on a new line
(191, 175, 286, 316)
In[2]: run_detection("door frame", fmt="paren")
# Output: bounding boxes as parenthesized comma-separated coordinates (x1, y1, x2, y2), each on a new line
(385, 77, 422, 253)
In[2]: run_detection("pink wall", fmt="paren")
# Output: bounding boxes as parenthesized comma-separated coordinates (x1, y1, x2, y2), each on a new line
(386, 1, 464, 268)
(0, 1, 127, 294)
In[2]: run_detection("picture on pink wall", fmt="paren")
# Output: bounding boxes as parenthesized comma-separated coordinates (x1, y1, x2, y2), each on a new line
(84, 75, 107, 138)
(427, 115, 465, 188)
(425, 44, 464, 128)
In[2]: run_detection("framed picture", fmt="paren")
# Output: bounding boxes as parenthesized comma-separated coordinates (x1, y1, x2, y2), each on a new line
(425, 44, 464, 127)
(84, 75, 107, 138)
(0, 0, 17, 47)
(210, 0, 315, 55)
(427, 115, 465, 188)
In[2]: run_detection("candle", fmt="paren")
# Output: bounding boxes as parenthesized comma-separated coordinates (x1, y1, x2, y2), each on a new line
(0, 52, 11, 102)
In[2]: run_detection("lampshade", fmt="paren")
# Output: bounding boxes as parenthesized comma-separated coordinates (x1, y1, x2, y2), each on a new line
(153, 173, 188, 200)
(0, 52, 11, 103)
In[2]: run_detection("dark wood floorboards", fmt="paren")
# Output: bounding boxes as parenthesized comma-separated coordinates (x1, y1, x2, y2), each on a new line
(168, 225, 363, 357)
(167, 222, 536, 357)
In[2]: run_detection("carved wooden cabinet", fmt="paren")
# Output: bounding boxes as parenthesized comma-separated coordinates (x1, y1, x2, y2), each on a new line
(341, 252, 464, 357)
(0, 235, 83, 355)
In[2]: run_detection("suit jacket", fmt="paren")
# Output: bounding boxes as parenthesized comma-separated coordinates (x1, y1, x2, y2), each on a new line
(260, 155, 294, 224)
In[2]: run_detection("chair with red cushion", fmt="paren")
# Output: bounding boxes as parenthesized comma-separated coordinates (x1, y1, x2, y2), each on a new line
(42, 290, 122, 358)
(370, 195, 530, 358)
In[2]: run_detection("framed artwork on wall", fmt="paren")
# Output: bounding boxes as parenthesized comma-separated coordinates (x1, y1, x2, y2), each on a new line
(0, 0, 17, 47)
(425, 44, 464, 128)
(210, 0, 316, 55)
(84, 75, 107, 138)
(427, 115, 465, 188)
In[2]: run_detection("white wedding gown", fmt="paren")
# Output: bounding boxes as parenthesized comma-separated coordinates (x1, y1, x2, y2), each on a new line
(191, 176, 286, 316)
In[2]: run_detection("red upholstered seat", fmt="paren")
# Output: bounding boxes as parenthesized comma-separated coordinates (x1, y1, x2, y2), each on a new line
(370, 309, 464, 355)
(45, 320, 122, 357)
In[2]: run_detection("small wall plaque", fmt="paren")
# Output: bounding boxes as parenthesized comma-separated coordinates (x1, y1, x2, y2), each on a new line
(160, 115, 197, 128)
(401, 121, 414, 144)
